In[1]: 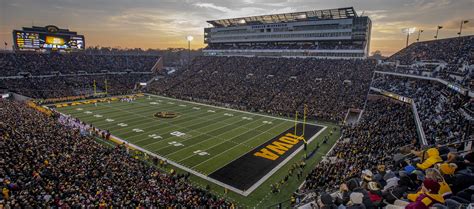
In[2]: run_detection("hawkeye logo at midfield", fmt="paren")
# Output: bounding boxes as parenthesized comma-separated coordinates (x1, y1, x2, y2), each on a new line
(254, 133, 305, 161)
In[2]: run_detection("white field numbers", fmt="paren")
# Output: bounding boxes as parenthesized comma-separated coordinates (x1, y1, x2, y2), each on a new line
(193, 150, 210, 156)
(170, 131, 186, 137)
(168, 141, 184, 146)
(148, 134, 162, 139)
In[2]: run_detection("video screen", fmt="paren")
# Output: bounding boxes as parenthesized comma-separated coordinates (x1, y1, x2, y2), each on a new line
(15, 31, 84, 50)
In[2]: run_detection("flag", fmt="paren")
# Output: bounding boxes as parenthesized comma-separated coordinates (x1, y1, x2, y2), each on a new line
(438, 26, 443, 29)
(463, 20, 469, 24)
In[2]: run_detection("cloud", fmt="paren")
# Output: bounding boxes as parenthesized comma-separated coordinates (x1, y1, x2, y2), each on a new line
(405, 0, 452, 10)
(107, 9, 205, 37)
(361, 10, 387, 21)
(193, 3, 232, 13)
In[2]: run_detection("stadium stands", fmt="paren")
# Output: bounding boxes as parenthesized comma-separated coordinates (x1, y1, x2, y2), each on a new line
(387, 36, 474, 65)
(148, 56, 376, 121)
(298, 96, 474, 208)
(302, 97, 418, 193)
(204, 42, 365, 51)
(372, 74, 471, 145)
(0, 74, 153, 99)
(1, 34, 473, 208)
(376, 36, 473, 97)
(0, 99, 231, 207)
(0, 52, 159, 76)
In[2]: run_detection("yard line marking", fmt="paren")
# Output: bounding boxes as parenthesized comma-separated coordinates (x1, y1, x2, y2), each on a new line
(192, 119, 290, 170)
(91, 99, 258, 138)
(179, 117, 283, 165)
(60, 99, 151, 116)
(90, 101, 249, 147)
(114, 105, 236, 139)
(172, 116, 272, 162)
(129, 112, 237, 144)
(85, 100, 186, 125)
(69, 101, 165, 124)
(105, 105, 234, 138)
(90, 102, 196, 128)
(146, 93, 322, 126)
(141, 112, 250, 150)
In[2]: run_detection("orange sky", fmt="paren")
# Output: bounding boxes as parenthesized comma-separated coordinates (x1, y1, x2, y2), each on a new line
(1, 0, 473, 56)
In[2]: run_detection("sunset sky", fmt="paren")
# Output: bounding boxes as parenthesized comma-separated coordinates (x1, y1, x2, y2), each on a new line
(0, 0, 472, 55)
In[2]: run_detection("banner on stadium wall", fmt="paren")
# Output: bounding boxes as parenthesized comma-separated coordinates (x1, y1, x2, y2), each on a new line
(380, 90, 413, 104)
(1, 93, 9, 98)
(52, 94, 145, 108)
(27, 101, 53, 116)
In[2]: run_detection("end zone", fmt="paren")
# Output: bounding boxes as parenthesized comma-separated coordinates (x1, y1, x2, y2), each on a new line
(209, 123, 325, 194)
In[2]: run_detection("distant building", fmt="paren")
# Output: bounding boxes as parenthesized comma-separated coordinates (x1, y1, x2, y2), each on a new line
(203, 7, 371, 59)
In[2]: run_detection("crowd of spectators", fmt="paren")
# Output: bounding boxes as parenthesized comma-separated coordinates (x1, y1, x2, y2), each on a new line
(0, 99, 231, 207)
(375, 64, 472, 91)
(0, 52, 159, 76)
(302, 97, 418, 193)
(372, 74, 471, 145)
(149, 56, 376, 121)
(381, 36, 473, 91)
(0, 73, 153, 99)
(299, 97, 474, 209)
(386, 35, 474, 65)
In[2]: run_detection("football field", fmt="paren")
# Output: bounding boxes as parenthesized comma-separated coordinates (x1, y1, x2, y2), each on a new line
(53, 93, 327, 197)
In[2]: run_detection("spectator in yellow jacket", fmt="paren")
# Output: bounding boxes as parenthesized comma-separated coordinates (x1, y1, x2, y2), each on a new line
(412, 148, 442, 170)
(408, 168, 452, 202)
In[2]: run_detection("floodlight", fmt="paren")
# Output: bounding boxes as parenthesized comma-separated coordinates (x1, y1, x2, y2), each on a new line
(186, 35, 194, 42)
(402, 27, 416, 34)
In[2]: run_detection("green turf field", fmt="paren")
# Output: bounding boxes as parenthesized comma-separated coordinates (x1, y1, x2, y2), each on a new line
(54, 93, 339, 207)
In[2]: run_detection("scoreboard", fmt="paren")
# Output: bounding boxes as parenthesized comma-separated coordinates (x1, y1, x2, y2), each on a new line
(15, 32, 40, 48)
(13, 25, 85, 51)
(14, 31, 84, 50)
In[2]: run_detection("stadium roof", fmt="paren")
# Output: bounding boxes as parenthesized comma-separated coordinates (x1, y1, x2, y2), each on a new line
(207, 7, 357, 27)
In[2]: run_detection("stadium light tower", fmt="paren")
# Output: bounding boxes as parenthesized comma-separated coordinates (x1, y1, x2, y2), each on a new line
(402, 27, 416, 47)
(186, 35, 194, 66)
(416, 29, 424, 42)
(434, 25, 443, 39)
(458, 20, 469, 37)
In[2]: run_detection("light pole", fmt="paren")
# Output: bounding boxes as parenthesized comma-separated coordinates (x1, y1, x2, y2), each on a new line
(402, 27, 416, 47)
(416, 29, 424, 42)
(434, 26, 443, 39)
(186, 35, 194, 66)
(458, 20, 469, 37)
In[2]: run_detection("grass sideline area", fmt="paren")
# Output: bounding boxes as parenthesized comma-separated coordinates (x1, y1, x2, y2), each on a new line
(53, 94, 340, 207)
